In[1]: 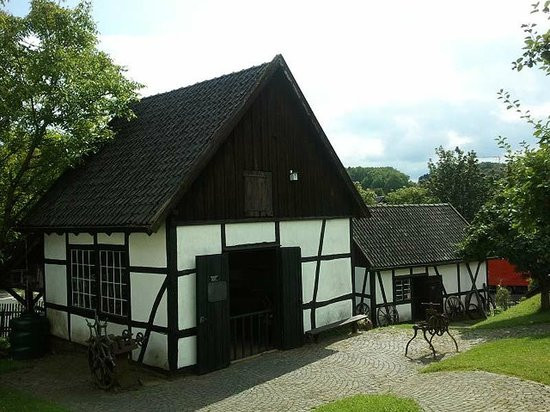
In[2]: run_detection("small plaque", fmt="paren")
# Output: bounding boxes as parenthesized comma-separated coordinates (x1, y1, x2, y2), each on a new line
(208, 281, 227, 302)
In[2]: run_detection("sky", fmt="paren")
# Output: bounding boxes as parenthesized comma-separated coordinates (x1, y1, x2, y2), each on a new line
(7, 0, 550, 179)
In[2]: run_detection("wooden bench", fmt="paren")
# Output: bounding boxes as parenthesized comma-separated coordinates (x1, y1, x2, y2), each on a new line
(404, 307, 458, 358)
(305, 314, 368, 342)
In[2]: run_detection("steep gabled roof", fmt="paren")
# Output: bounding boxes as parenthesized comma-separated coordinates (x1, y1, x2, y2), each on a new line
(23, 55, 368, 232)
(353, 204, 469, 270)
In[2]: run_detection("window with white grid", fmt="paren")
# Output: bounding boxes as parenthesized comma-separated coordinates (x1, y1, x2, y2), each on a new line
(99, 250, 128, 317)
(394, 278, 412, 302)
(70, 249, 96, 310)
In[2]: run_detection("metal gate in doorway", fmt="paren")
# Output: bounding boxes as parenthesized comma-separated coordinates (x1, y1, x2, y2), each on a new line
(230, 309, 273, 361)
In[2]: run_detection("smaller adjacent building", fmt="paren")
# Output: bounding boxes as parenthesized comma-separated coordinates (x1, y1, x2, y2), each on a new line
(353, 204, 489, 325)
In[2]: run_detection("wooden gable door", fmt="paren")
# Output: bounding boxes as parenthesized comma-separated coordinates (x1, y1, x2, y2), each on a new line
(278, 247, 304, 350)
(196, 254, 230, 374)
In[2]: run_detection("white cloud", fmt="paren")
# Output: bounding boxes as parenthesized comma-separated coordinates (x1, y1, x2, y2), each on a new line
(446, 130, 473, 148)
(94, 0, 548, 178)
(330, 132, 385, 165)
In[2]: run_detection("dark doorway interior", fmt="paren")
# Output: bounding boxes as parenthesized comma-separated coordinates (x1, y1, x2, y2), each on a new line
(412, 276, 443, 321)
(228, 248, 279, 360)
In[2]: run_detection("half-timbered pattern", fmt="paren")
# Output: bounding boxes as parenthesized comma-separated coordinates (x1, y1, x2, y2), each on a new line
(353, 204, 489, 326)
(22, 55, 368, 373)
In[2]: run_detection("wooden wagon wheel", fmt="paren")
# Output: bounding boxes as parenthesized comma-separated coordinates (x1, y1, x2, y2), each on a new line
(377, 305, 399, 327)
(465, 291, 488, 319)
(355, 302, 370, 317)
(88, 339, 115, 389)
(444, 296, 464, 320)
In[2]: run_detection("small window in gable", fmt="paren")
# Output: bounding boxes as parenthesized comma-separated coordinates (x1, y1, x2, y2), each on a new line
(244, 171, 273, 217)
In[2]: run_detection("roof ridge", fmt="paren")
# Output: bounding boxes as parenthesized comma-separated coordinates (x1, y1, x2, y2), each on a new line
(139, 59, 274, 102)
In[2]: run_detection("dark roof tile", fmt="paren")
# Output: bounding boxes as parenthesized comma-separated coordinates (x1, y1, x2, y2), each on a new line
(353, 204, 469, 269)
(23, 61, 272, 230)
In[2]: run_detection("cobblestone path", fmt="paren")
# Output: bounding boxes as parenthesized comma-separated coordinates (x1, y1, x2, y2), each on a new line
(1, 325, 549, 411)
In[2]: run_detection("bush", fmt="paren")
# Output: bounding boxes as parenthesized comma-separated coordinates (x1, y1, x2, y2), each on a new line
(495, 286, 512, 310)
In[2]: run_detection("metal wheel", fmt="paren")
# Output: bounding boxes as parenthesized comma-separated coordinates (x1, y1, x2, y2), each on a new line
(465, 291, 488, 319)
(355, 302, 370, 316)
(444, 296, 464, 320)
(88, 342, 115, 389)
(377, 305, 399, 327)
(466, 303, 481, 320)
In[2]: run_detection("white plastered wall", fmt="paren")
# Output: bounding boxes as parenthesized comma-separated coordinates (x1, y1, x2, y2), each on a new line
(296, 218, 352, 329)
(301, 261, 316, 304)
(131, 329, 169, 370)
(47, 308, 68, 340)
(178, 336, 197, 369)
(316, 259, 352, 302)
(68, 233, 93, 245)
(354, 266, 368, 307)
(43, 228, 170, 370)
(44, 264, 66, 306)
(126, 224, 169, 369)
(436, 263, 459, 294)
(130, 273, 167, 327)
(175, 218, 354, 363)
(97, 232, 125, 245)
(129, 224, 166, 268)
(44, 233, 66, 260)
(225, 222, 275, 246)
(376, 270, 394, 304)
(177, 225, 222, 271)
(315, 300, 352, 327)
(279, 220, 322, 257)
(396, 303, 412, 322)
(321, 218, 350, 255)
(70, 314, 128, 344)
(176, 224, 222, 331)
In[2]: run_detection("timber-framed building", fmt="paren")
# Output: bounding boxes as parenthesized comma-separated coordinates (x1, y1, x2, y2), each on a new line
(22, 55, 368, 373)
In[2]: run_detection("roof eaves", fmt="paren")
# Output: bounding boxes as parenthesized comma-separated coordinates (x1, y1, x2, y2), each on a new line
(19, 224, 152, 235)
(368, 258, 465, 271)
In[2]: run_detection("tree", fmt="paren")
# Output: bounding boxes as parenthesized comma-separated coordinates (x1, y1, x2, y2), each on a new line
(462, 1, 550, 310)
(385, 185, 439, 205)
(462, 144, 550, 309)
(353, 182, 377, 205)
(424, 147, 489, 221)
(0, 0, 141, 264)
(347, 166, 411, 195)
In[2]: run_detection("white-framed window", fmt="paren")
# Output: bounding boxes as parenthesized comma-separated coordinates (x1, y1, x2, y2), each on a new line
(70, 248, 96, 310)
(394, 278, 412, 302)
(69, 247, 128, 317)
(99, 250, 128, 317)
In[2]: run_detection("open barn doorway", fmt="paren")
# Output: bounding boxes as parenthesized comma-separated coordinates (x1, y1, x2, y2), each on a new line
(228, 248, 280, 361)
(196, 247, 303, 374)
(411, 276, 443, 321)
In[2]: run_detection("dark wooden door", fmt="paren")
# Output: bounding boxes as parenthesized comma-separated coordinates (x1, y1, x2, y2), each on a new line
(412, 276, 444, 320)
(196, 254, 230, 374)
(278, 247, 304, 350)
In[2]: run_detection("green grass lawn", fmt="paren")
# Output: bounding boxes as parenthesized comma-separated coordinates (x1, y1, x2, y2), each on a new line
(423, 334, 550, 385)
(315, 394, 421, 412)
(473, 294, 550, 329)
(424, 294, 550, 385)
(0, 359, 66, 411)
(0, 386, 67, 412)
(0, 358, 31, 375)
